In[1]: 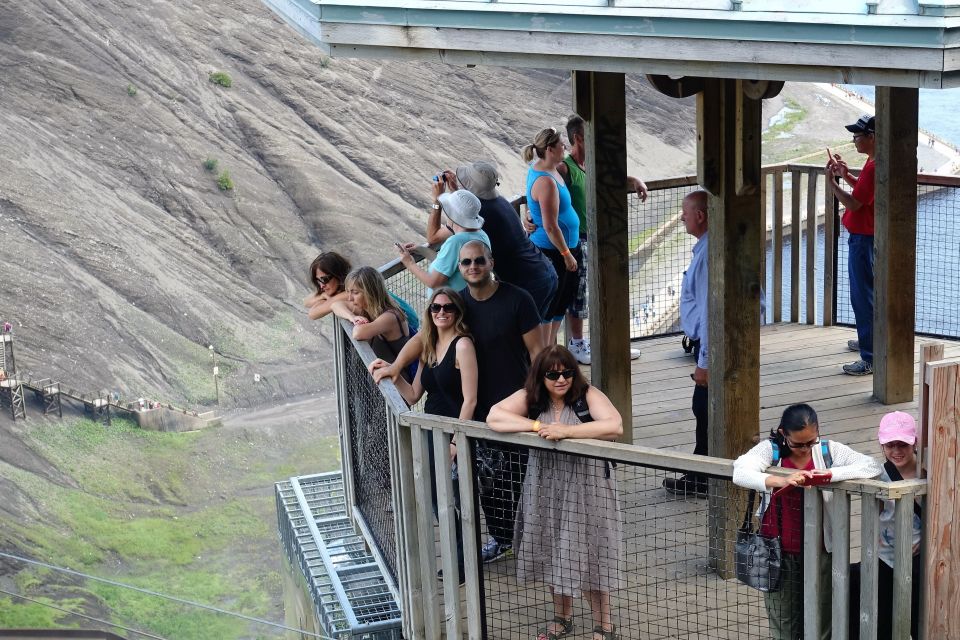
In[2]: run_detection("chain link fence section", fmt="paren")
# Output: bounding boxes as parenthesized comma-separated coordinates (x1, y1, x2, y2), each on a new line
(476, 444, 805, 640)
(627, 183, 697, 340)
(343, 336, 398, 584)
(835, 181, 960, 339)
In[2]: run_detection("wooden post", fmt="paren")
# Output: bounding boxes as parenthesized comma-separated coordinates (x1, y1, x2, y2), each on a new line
(917, 343, 944, 478)
(790, 169, 801, 323)
(773, 170, 784, 323)
(859, 492, 881, 639)
(830, 489, 851, 640)
(702, 78, 764, 576)
(803, 489, 826, 640)
(874, 87, 918, 403)
(922, 360, 960, 640)
(575, 70, 633, 444)
(806, 171, 818, 324)
(823, 172, 838, 326)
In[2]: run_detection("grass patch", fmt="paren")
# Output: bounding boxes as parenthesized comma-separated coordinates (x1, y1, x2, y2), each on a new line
(0, 596, 77, 627)
(202, 158, 219, 172)
(764, 97, 806, 140)
(126, 84, 138, 97)
(217, 170, 234, 191)
(208, 71, 233, 88)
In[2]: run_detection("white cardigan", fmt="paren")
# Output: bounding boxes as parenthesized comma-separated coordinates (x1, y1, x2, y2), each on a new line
(733, 439, 882, 552)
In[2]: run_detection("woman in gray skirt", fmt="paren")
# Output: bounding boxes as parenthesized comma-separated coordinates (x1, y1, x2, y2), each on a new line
(488, 344, 624, 640)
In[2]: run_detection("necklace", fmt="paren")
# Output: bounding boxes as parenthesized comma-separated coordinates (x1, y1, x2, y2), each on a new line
(550, 399, 565, 421)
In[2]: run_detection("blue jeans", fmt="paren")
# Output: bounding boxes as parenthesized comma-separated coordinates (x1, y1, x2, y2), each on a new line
(848, 234, 874, 364)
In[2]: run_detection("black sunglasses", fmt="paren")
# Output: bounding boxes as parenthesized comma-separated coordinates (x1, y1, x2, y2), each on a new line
(429, 303, 458, 314)
(544, 369, 577, 381)
(316, 275, 334, 286)
(459, 256, 488, 267)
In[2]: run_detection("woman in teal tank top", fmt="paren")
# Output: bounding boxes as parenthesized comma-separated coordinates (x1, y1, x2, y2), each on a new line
(522, 127, 583, 344)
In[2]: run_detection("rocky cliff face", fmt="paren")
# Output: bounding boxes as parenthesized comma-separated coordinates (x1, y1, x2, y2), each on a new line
(0, 0, 700, 407)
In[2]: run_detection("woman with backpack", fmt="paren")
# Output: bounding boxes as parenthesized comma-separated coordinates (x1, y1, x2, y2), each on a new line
(732, 403, 881, 640)
(847, 411, 923, 640)
(487, 345, 623, 640)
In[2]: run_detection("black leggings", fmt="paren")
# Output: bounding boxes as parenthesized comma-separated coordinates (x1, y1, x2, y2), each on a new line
(540, 244, 582, 321)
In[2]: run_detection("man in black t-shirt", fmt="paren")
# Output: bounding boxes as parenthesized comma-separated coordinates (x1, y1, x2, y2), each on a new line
(457, 240, 542, 563)
(373, 240, 542, 564)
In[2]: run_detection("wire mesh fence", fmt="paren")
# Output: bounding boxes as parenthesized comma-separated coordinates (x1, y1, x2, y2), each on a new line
(836, 180, 960, 339)
(472, 443, 814, 640)
(343, 336, 398, 585)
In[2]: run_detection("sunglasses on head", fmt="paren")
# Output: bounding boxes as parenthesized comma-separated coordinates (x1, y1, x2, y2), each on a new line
(429, 303, 458, 314)
(459, 256, 488, 267)
(544, 369, 576, 381)
(316, 275, 334, 286)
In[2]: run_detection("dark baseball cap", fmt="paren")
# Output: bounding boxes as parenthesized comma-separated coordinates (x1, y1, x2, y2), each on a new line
(845, 115, 875, 134)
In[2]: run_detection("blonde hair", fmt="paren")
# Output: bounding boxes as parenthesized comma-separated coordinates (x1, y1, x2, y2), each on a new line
(345, 266, 402, 321)
(521, 127, 562, 163)
(420, 288, 471, 367)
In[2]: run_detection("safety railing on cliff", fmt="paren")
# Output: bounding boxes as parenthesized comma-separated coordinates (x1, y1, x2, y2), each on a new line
(332, 315, 929, 640)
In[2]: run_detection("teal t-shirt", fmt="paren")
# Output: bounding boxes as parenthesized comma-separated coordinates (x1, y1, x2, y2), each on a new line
(429, 230, 492, 293)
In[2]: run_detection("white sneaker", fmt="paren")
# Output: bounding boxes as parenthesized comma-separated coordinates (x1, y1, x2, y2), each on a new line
(569, 340, 592, 365)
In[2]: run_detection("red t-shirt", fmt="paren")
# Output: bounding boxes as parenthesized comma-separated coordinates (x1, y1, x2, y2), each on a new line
(759, 457, 814, 555)
(841, 158, 875, 236)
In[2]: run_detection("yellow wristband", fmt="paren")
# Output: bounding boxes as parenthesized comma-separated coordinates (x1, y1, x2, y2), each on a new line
(532, 419, 540, 432)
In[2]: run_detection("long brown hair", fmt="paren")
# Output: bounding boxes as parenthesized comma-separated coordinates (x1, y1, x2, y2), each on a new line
(521, 127, 562, 163)
(420, 287, 471, 366)
(523, 345, 590, 419)
(309, 251, 351, 295)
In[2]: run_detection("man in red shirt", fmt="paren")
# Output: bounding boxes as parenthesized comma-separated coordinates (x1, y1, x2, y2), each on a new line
(826, 115, 875, 376)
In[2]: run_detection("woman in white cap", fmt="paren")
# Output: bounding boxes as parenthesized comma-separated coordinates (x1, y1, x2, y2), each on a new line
(397, 188, 491, 293)
(848, 411, 923, 640)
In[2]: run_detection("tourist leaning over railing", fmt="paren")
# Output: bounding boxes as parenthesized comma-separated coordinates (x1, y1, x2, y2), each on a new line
(733, 403, 881, 640)
(304, 251, 352, 320)
(331, 266, 412, 373)
(488, 344, 623, 640)
(847, 411, 923, 640)
(373, 287, 477, 585)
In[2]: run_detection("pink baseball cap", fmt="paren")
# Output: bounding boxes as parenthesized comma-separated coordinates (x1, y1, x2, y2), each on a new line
(878, 411, 917, 445)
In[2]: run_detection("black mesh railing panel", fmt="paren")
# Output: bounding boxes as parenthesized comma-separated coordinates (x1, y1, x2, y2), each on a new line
(344, 336, 397, 584)
(627, 184, 698, 340)
(835, 182, 960, 339)
(475, 443, 808, 640)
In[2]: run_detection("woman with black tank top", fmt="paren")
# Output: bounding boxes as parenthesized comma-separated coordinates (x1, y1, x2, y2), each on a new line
(331, 266, 411, 366)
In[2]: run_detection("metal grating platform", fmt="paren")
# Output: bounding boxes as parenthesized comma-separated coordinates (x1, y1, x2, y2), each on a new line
(276, 472, 402, 639)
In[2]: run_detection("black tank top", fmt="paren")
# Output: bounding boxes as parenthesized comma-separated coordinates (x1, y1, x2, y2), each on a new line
(421, 336, 465, 419)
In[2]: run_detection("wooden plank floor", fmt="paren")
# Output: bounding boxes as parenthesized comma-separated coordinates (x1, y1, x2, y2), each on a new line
(630, 323, 960, 456)
(458, 324, 960, 639)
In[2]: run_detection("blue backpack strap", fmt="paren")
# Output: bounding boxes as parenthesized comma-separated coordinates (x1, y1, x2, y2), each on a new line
(771, 441, 781, 464)
(388, 292, 420, 333)
(820, 439, 833, 468)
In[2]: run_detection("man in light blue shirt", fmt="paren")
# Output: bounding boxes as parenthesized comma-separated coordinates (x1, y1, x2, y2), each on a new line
(665, 190, 710, 496)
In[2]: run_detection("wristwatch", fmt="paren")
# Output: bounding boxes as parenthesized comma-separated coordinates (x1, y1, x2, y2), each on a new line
(431, 203, 441, 211)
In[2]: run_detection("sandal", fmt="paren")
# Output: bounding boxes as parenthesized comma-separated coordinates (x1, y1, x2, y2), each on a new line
(593, 624, 618, 640)
(536, 616, 573, 640)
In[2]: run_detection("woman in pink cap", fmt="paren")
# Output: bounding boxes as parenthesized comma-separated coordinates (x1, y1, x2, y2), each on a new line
(848, 411, 922, 640)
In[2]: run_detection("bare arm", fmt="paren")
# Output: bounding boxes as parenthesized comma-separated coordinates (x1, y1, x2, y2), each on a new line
(331, 300, 362, 323)
(370, 335, 424, 383)
(532, 175, 569, 254)
(352, 311, 404, 342)
(308, 291, 349, 320)
(487, 389, 536, 433)
(522, 326, 544, 362)
(537, 386, 622, 441)
(627, 175, 649, 203)
(398, 245, 450, 289)
(393, 363, 424, 406)
(456, 337, 478, 422)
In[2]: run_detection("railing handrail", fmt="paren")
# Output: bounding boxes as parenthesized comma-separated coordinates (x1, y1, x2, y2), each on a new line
(337, 313, 925, 500)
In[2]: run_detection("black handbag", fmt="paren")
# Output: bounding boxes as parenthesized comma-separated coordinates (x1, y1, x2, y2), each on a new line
(735, 489, 783, 592)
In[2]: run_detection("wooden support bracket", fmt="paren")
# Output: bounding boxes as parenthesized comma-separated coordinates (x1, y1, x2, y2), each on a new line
(645, 74, 705, 98)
